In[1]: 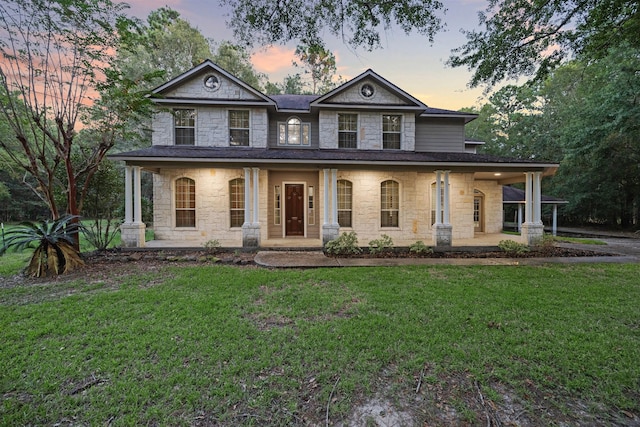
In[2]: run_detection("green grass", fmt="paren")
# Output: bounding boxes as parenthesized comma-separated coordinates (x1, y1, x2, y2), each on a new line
(550, 235, 607, 245)
(1, 263, 639, 425)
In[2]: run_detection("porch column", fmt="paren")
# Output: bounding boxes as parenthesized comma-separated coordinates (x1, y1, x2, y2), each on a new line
(124, 165, 133, 224)
(252, 168, 260, 224)
(552, 204, 558, 236)
(322, 168, 339, 244)
(133, 166, 143, 225)
(242, 167, 260, 248)
(433, 170, 452, 247)
(323, 169, 329, 226)
(331, 169, 338, 227)
(443, 170, 451, 225)
(517, 204, 523, 232)
(243, 168, 251, 225)
(533, 172, 543, 225)
(120, 164, 146, 248)
(521, 172, 544, 245)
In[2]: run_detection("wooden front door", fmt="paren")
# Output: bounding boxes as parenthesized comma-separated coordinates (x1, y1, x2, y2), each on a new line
(285, 184, 304, 236)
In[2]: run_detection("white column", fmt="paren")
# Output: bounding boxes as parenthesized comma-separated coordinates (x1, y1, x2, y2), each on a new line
(435, 170, 442, 225)
(331, 169, 338, 226)
(323, 169, 329, 226)
(443, 170, 450, 225)
(252, 168, 260, 224)
(124, 166, 133, 224)
(243, 168, 251, 225)
(133, 166, 143, 225)
(524, 172, 533, 224)
(517, 204, 523, 232)
(533, 172, 543, 225)
(552, 204, 558, 236)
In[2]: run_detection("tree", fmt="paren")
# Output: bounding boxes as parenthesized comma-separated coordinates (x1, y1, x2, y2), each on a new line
(0, 0, 150, 249)
(293, 43, 343, 94)
(221, 0, 446, 51)
(211, 41, 266, 90)
(448, 0, 640, 87)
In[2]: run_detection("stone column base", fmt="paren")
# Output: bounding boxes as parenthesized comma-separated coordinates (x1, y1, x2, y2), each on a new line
(433, 224, 453, 247)
(120, 223, 146, 248)
(521, 223, 544, 246)
(242, 223, 261, 248)
(322, 224, 340, 245)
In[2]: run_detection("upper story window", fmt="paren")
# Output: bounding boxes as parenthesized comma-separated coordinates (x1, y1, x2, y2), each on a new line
(229, 110, 250, 146)
(175, 177, 196, 227)
(278, 117, 310, 146)
(338, 114, 358, 149)
(382, 114, 401, 150)
(174, 109, 195, 146)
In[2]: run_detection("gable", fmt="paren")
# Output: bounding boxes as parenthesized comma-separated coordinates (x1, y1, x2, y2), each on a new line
(151, 60, 274, 105)
(311, 69, 427, 110)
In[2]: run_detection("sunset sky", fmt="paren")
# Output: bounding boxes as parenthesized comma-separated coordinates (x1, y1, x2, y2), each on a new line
(125, 0, 498, 110)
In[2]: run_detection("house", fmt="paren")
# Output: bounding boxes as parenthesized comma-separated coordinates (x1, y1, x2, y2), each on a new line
(110, 60, 558, 249)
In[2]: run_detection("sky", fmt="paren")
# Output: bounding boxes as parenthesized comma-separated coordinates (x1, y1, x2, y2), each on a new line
(125, 0, 492, 111)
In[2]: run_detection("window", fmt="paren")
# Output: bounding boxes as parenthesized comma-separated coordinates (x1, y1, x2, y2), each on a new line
(337, 180, 353, 227)
(278, 117, 310, 146)
(229, 178, 245, 228)
(380, 180, 399, 227)
(175, 177, 195, 227)
(229, 110, 250, 146)
(338, 114, 357, 148)
(308, 186, 315, 225)
(382, 114, 401, 149)
(274, 185, 281, 225)
(174, 109, 195, 145)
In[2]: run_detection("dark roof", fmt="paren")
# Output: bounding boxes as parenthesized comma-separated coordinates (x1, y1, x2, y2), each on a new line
(269, 94, 318, 111)
(503, 186, 568, 204)
(110, 145, 553, 168)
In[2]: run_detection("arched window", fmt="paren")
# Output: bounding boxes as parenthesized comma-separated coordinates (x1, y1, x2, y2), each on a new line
(337, 180, 353, 227)
(229, 178, 245, 228)
(380, 180, 399, 227)
(175, 177, 195, 227)
(278, 117, 310, 146)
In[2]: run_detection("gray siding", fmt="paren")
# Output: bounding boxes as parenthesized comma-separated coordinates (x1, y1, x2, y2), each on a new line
(268, 113, 320, 148)
(415, 117, 466, 152)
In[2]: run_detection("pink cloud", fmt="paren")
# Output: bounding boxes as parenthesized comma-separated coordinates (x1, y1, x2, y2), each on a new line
(251, 46, 296, 74)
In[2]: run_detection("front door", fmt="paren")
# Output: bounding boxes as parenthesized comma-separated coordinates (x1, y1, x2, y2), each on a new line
(285, 184, 304, 236)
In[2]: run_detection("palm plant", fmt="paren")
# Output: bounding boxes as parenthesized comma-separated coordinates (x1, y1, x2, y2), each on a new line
(0, 215, 84, 277)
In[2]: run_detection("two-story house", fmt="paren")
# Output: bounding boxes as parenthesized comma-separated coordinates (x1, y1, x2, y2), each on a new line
(111, 60, 557, 249)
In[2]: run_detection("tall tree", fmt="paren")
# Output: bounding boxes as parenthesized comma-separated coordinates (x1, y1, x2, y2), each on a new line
(448, 0, 640, 87)
(211, 41, 266, 90)
(293, 43, 343, 94)
(0, 0, 149, 247)
(221, 0, 446, 51)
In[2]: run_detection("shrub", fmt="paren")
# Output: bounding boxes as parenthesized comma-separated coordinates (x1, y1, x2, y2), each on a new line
(0, 215, 84, 277)
(368, 234, 394, 255)
(203, 239, 221, 254)
(498, 239, 530, 255)
(324, 231, 362, 256)
(409, 240, 433, 255)
(82, 218, 122, 251)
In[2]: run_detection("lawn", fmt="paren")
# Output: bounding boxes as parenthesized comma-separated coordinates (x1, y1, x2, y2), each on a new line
(1, 262, 639, 425)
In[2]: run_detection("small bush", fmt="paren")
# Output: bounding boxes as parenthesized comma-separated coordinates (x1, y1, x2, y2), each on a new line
(409, 240, 433, 255)
(498, 239, 530, 255)
(325, 232, 362, 256)
(203, 239, 221, 254)
(368, 234, 394, 255)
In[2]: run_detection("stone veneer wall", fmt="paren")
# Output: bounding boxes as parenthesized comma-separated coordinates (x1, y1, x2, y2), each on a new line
(473, 180, 503, 234)
(153, 168, 268, 247)
(318, 111, 415, 151)
(151, 108, 268, 148)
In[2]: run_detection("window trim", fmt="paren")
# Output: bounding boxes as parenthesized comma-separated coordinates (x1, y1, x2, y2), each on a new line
(174, 177, 196, 228)
(338, 113, 358, 149)
(229, 110, 250, 147)
(229, 177, 245, 228)
(382, 114, 402, 150)
(278, 116, 311, 146)
(337, 179, 353, 228)
(174, 109, 196, 146)
(380, 179, 400, 228)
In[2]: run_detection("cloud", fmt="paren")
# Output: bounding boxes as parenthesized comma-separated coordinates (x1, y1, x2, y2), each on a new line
(252, 46, 296, 74)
